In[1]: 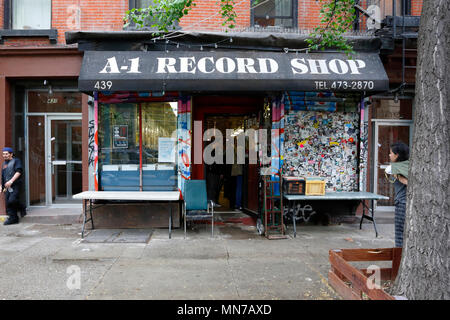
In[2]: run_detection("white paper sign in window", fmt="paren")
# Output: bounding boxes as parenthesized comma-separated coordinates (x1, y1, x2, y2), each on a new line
(158, 137, 176, 163)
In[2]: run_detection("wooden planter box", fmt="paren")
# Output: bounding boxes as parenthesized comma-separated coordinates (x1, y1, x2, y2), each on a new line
(328, 248, 406, 300)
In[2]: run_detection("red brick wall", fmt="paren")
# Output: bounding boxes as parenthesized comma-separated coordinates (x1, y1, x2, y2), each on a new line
(0, 0, 4, 29)
(0, 0, 425, 46)
(298, 0, 323, 30)
(179, 0, 250, 32)
(52, 0, 128, 44)
(411, 0, 423, 16)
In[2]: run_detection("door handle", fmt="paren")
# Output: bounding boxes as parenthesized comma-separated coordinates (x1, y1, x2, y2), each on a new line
(52, 160, 67, 165)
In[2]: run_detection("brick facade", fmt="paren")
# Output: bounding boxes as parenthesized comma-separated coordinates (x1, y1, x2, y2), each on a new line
(0, 0, 128, 46)
(0, 1, 424, 215)
(0, 0, 4, 29)
(0, 0, 424, 46)
(411, 0, 423, 16)
(179, 0, 251, 31)
(51, 0, 128, 44)
(297, 0, 322, 30)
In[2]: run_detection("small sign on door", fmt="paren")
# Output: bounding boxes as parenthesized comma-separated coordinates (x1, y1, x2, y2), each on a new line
(113, 125, 128, 149)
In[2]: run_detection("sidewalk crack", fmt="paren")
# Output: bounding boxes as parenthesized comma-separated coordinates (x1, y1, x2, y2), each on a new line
(224, 242, 240, 299)
(85, 255, 120, 299)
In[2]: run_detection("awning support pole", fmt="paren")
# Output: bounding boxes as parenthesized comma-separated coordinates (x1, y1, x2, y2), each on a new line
(139, 103, 143, 191)
(94, 91, 99, 191)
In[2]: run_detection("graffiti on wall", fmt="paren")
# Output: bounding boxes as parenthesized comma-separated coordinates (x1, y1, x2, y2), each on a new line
(177, 98, 191, 194)
(359, 103, 369, 191)
(88, 119, 96, 167)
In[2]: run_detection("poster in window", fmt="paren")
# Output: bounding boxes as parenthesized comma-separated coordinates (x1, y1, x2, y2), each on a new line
(113, 125, 128, 149)
(158, 137, 176, 163)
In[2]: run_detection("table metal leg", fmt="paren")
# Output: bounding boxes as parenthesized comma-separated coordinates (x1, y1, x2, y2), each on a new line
(81, 199, 94, 239)
(359, 200, 378, 237)
(359, 200, 365, 230)
(169, 204, 172, 239)
(184, 202, 187, 239)
(371, 199, 378, 238)
(90, 199, 94, 230)
(293, 200, 297, 238)
(81, 199, 87, 238)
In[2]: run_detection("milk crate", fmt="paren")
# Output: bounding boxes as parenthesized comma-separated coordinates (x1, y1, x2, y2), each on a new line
(282, 177, 305, 195)
(305, 178, 326, 195)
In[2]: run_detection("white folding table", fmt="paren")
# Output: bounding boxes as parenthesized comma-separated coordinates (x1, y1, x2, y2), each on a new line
(73, 191, 181, 239)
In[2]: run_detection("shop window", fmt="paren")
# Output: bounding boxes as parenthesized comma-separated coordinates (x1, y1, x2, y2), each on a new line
(27, 92, 82, 113)
(99, 104, 139, 166)
(372, 99, 413, 120)
(98, 102, 178, 191)
(251, 0, 297, 29)
(8, 0, 52, 29)
(141, 102, 178, 166)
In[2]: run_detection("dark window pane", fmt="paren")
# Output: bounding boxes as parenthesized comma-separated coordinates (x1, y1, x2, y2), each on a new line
(253, 0, 294, 28)
(98, 103, 139, 167)
(28, 92, 82, 113)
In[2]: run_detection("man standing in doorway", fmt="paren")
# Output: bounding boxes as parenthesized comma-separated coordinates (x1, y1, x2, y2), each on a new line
(1, 147, 26, 225)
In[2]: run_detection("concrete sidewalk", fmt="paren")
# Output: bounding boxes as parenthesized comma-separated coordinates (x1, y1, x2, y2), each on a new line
(0, 211, 396, 300)
(2, 206, 396, 225)
(0, 207, 82, 225)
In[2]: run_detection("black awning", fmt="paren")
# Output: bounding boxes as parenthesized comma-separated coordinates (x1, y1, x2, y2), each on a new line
(79, 51, 389, 92)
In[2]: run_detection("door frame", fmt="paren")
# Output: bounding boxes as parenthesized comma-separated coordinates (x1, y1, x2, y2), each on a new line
(46, 115, 82, 206)
(372, 119, 413, 210)
(24, 89, 82, 207)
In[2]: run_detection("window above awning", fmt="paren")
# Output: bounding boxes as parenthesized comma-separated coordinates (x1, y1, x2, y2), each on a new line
(78, 50, 389, 92)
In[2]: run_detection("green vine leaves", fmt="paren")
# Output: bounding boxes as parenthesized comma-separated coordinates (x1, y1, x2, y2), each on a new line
(123, 0, 239, 33)
(123, 0, 356, 55)
(305, 0, 356, 56)
(123, 0, 195, 32)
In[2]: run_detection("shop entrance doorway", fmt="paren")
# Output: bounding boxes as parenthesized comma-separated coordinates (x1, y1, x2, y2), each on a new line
(27, 115, 82, 206)
(192, 96, 264, 215)
(25, 91, 82, 207)
(373, 120, 413, 209)
(204, 114, 260, 212)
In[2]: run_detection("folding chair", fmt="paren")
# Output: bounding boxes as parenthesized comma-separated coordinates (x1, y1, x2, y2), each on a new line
(183, 180, 214, 238)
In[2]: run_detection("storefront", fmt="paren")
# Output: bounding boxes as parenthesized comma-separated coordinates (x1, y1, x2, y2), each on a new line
(66, 31, 389, 227)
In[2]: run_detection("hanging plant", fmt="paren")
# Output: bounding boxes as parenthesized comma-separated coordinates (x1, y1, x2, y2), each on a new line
(306, 0, 357, 55)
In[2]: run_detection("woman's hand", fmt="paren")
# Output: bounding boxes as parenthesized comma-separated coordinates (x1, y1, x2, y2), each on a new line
(396, 175, 408, 186)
